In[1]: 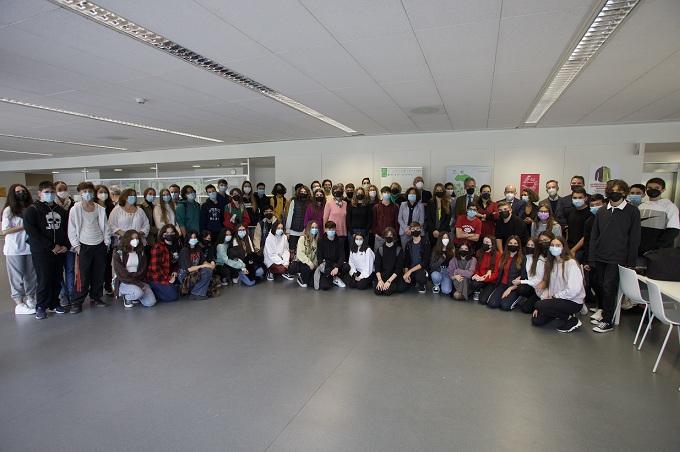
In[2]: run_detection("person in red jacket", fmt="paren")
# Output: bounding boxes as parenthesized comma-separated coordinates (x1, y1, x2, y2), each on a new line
(223, 188, 251, 233)
(469, 235, 502, 304)
(371, 186, 399, 251)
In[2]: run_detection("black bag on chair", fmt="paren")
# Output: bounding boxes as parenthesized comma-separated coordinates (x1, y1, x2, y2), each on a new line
(644, 248, 680, 281)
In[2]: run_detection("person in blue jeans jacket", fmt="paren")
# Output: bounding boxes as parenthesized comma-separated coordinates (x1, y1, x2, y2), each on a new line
(487, 235, 524, 310)
(178, 231, 215, 300)
(429, 232, 455, 295)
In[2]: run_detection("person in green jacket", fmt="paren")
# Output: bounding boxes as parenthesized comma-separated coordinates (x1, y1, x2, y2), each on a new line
(176, 185, 201, 236)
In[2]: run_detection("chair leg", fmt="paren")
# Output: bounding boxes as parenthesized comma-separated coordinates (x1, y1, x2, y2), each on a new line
(614, 288, 623, 325)
(652, 324, 674, 373)
(638, 313, 655, 351)
(633, 304, 648, 346)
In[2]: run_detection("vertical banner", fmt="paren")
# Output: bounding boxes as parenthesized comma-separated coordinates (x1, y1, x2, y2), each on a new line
(445, 165, 493, 197)
(520, 173, 541, 193)
(588, 164, 616, 194)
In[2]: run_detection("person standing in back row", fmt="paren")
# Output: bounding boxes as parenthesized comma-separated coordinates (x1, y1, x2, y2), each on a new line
(638, 177, 679, 257)
(555, 175, 586, 230)
(455, 177, 478, 218)
(589, 179, 640, 333)
(495, 201, 528, 251)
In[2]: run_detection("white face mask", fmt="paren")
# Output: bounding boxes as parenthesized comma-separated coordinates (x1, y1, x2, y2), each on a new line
(415, 181, 424, 190)
(441, 238, 449, 247)
(57, 191, 69, 199)
(446, 189, 454, 197)
(355, 239, 364, 247)
(243, 186, 252, 194)
(369, 191, 377, 199)
(97, 192, 108, 201)
(129, 238, 140, 248)
(547, 187, 558, 197)
(505, 192, 515, 202)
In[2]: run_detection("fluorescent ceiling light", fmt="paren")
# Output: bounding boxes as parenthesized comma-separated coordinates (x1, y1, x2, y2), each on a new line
(49, 0, 358, 134)
(0, 98, 223, 143)
(0, 149, 53, 156)
(52, 171, 60, 174)
(192, 164, 201, 168)
(524, 0, 640, 124)
(113, 168, 123, 172)
(0, 133, 128, 150)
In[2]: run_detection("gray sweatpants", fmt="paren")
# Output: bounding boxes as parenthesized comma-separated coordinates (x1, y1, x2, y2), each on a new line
(118, 282, 157, 307)
(5, 254, 37, 302)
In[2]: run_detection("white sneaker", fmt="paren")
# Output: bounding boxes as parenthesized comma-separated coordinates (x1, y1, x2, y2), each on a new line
(15, 303, 36, 315)
(621, 298, 634, 310)
(232, 276, 240, 284)
(24, 298, 36, 309)
(333, 277, 346, 288)
(590, 309, 603, 322)
(266, 272, 274, 281)
(432, 285, 440, 294)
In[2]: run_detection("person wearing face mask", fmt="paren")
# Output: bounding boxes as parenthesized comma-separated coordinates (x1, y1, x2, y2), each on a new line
(254, 205, 276, 253)
(532, 237, 585, 333)
(216, 179, 230, 204)
(429, 233, 455, 295)
(425, 183, 453, 246)
(372, 186, 400, 251)
(147, 224, 181, 302)
(469, 236, 501, 304)
(475, 185, 498, 240)
(455, 204, 482, 249)
(402, 221, 430, 294)
(367, 184, 380, 207)
(487, 236, 524, 310)
(520, 188, 539, 235)
(108, 188, 150, 249)
(413, 176, 432, 205)
(224, 188, 252, 235)
(175, 185, 201, 237)
(323, 184, 349, 251)
(95, 185, 116, 296)
(454, 177, 478, 218)
(109, 185, 122, 205)
(389, 182, 405, 205)
(344, 183, 355, 203)
(67, 181, 112, 313)
(398, 187, 425, 248)
(566, 187, 590, 261)
(154, 188, 177, 231)
(448, 244, 477, 300)
(314, 221, 349, 290)
(373, 227, 407, 296)
(263, 222, 291, 281)
(139, 188, 158, 247)
(541, 180, 560, 218)
(509, 237, 548, 313)
(589, 179, 640, 333)
(638, 177, 680, 257)
(304, 188, 326, 234)
(229, 225, 265, 285)
(178, 231, 215, 300)
(54, 181, 75, 212)
(253, 182, 270, 221)
(530, 203, 562, 239)
(113, 230, 156, 308)
(555, 176, 586, 229)
(495, 201, 529, 252)
(346, 232, 375, 290)
(497, 185, 525, 218)
(347, 187, 373, 242)
(582, 194, 605, 321)
(285, 185, 311, 252)
(53, 180, 76, 306)
(215, 228, 238, 285)
(288, 222, 320, 288)
(627, 184, 646, 207)
(240, 180, 257, 225)
(200, 184, 227, 243)
(2, 184, 37, 315)
(22, 181, 70, 319)
(270, 183, 288, 223)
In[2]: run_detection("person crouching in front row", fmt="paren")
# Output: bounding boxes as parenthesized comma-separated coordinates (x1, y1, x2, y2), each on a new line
(314, 221, 349, 290)
(113, 229, 157, 308)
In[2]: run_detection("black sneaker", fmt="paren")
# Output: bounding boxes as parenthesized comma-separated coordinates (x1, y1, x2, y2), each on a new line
(91, 299, 109, 307)
(282, 273, 294, 281)
(123, 298, 134, 308)
(417, 285, 426, 294)
(54, 305, 69, 314)
(593, 321, 614, 333)
(297, 275, 308, 288)
(35, 308, 47, 320)
(70, 305, 83, 314)
(557, 316, 582, 333)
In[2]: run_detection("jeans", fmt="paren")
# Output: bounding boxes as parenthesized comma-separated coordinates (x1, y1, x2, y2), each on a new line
(5, 254, 37, 302)
(60, 250, 76, 303)
(149, 282, 179, 302)
(181, 267, 213, 297)
(430, 267, 453, 294)
(119, 282, 157, 307)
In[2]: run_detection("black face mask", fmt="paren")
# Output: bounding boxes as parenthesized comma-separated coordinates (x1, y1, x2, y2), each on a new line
(276, 189, 284, 195)
(411, 229, 421, 237)
(481, 243, 491, 252)
(646, 188, 661, 199)
(434, 191, 444, 198)
(346, 191, 354, 199)
(333, 191, 343, 198)
(526, 246, 535, 254)
(500, 211, 510, 219)
(466, 187, 475, 195)
(481, 192, 490, 200)
(507, 244, 519, 253)
(390, 188, 399, 195)
(356, 194, 365, 201)
(16, 192, 28, 202)
(299, 193, 308, 200)
(458, 250, 469, 258)
(315, 196, 324, 202)
(384, 236, 394, 244)
(607, 192, 623, 202)
(232, 196, 240, 202)
(539, 242, 550, 254)
(163, 234, 176, 243)
(571, 184, 582, 192)
(264, 213, 273, 220)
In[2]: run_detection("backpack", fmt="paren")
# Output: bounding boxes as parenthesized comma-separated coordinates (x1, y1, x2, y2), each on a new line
(644, 248, 680, 281)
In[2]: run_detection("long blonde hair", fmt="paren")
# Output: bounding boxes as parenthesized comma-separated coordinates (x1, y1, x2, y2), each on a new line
(158, 188, 175, 224)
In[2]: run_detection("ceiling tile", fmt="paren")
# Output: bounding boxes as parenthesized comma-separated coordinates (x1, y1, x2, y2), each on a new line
(402, 0, 501, 30)
(0, 0, 58, 27)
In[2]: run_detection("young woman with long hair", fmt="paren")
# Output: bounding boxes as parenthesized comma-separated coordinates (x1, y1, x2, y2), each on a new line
(487, 235, 524, 310)
(113, 229, 156, 308)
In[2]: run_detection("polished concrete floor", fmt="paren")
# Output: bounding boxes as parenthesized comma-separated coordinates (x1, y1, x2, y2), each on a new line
(1, 259, 679, 452)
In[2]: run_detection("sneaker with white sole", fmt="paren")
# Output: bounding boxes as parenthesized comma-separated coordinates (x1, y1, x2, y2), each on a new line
(432, 285, 440, 294)
(590, 309, 603, 322)
(266, 272, 274, 281)
(282, 273, 295, 281)
(590, 318, 601, 325)
(589, 307, 598, 313)
(472, 291, 480, 302)
(593, 321, 614, 333)
(232, 276, 240, 284)
(24, 298, 36, 309)
(15, 303, 36, 315)
(417, 285, 426, 294)
(123, 298, 134, 308)
(297, 275, 307, 288)
(557, 316, 582, 333)
(333, 277, 346, 288)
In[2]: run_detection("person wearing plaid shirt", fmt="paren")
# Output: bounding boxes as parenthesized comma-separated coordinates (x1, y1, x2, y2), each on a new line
(148, 224, 181, 302)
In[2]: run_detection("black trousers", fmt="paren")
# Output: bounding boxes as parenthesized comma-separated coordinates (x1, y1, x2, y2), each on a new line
(584, 267, 602, 309)
(532, 298, 582, 327)
(289, 260, 315, 286)
(216, 264, 238, 280)
(404, 268, 428, 288)
(72, 242, 107, 306)
(32, 252, 65, 311)
(346, 273, 373, 290)
(318, 263, 350, 290)
(373, 276, 408, 295)
(595, 261, 619, 324)
(469, 280, 496, 304)
(515, 283, 540, 313)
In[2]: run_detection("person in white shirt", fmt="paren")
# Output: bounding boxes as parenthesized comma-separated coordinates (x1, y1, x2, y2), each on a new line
(108, 188, 150, 247)
(1, 184, 37, 315)
(112, 230, 156, 308)
(531, 236, 585, 333)
(263, 222, 291, 281)
(347, 232, 375, 290)
(638, 177, 680, 255)
(153, 188, 177, 230)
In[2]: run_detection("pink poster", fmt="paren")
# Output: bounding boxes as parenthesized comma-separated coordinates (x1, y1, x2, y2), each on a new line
(520, 173, 540, 193)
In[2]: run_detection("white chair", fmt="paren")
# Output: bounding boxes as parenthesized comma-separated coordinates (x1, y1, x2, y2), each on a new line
(618, 265, 653, 348)
(645, 281, 680, 373)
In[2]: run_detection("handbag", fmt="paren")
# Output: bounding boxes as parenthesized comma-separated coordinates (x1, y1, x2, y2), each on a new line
(179, 271, 201, 295)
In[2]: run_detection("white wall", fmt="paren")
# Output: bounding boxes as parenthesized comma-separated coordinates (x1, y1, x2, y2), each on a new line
(4, 122, 680, 199)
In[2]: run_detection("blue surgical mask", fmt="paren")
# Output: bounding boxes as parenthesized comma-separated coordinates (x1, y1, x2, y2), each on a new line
(572, 198, 585, 208)
(327, 230, 336, 239)
(145, 194, 155, 203)
(467, 209, 476, 219)
(590, 206, 601, 215)
(275, 228, 284, 236)
(382, 193, 390, 201)
(627, 194, 642, 206)
(187, 192, 196, 201)
(208, 192, 218, 201)
(521, 195, 529, 203)
(310, 227, 318, 236)
(218, 185, 228, 193)
(224, 235, 232, 242)
(257, 189, 265, 196)
(81, 192, 94, 202)
(237, 230, 247, 238)
(162, 195, 171, 203)
(549, 246, 562, 256)
(127, 195, 137, 205)
(188, 238, 199, 247)
(43, 192, 55, 203)
(407, 194, 417, 203)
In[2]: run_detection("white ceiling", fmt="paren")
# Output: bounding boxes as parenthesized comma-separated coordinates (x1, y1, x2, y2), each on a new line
(0, 0, 679, 163)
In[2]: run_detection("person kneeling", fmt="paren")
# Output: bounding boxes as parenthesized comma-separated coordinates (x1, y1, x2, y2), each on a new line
(448, 244, 477, 300)
(147, 225, 182, 302)
(469, 236, 501, 304)
(113, 230, 156, 308)
(532, 237, 585, 333)
(429, 233, 455, 295)
(179, 231, 215, 300)
(374, 227, 407, 296)
(289, 222, 319, 288)
(487, 235, 524, 310)
(347, 232, 374, 290)
(264, 222, 291, 281)
(403, 222, 430, 293)
(229, 225, 263, 286)
(315, 221, 349, 290)
(216, 228, 246, 286)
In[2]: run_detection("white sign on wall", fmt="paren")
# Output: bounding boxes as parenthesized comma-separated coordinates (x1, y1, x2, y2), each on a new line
(446, 165, 493, 196)
(379, 167, 423, 190)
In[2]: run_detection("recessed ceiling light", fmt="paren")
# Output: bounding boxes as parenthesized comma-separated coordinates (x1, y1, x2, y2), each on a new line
(113, 168, 123, 172)
(0, 133, 127, 150)
(149, 166, 157, 170)
(192, 164, 201, 168)
(49, 0, 358, 135)
(524, 0, 640, 124)
(51, 171, 60, 174)
(0, 149, 53, 156)
(0, 98, 223, 143)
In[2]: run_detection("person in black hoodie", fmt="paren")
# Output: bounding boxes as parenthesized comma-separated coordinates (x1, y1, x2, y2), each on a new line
(589, 179, 641, 333)
(23, 181, 70, 319)
(403, 221, 430, 293)
(374, 227, 407, 296)
(200, 184, 227, 244)
(314, 221, 349, 290)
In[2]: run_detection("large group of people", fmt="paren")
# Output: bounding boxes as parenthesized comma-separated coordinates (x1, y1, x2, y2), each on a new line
(2, 173, 677, 334)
